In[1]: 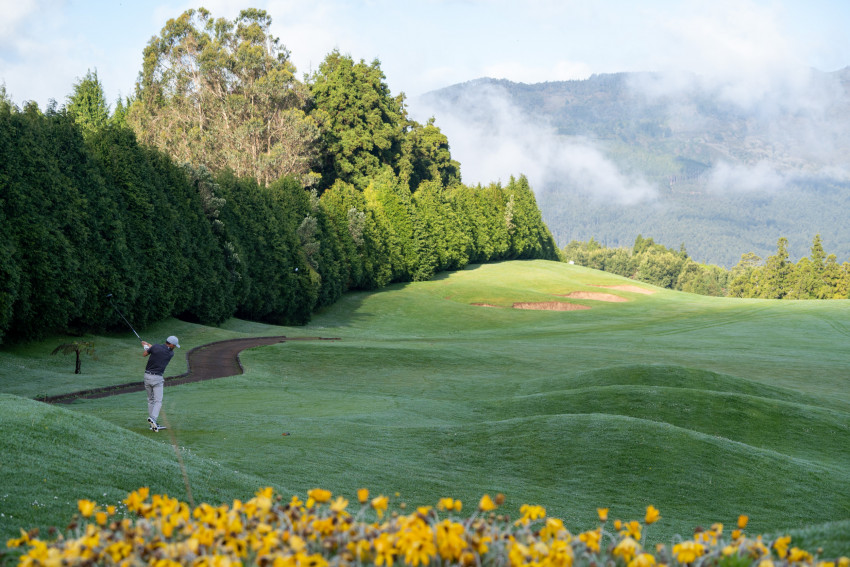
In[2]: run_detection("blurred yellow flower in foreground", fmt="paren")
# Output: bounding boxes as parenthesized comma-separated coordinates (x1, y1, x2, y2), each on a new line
(372, 495, 389, 518)
(478, 494, 497, 512)
(5, 493, 847, 567)
(357, 488, 370, 504)
(645, 505, 661, 525)
(673, 540, 706, 563)
(77, 499, 96, 518)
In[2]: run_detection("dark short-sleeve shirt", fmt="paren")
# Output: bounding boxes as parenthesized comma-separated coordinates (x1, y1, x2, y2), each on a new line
(145, 343, 174, 375)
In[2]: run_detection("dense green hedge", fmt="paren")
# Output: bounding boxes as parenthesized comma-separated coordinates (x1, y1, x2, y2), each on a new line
(0, 102, 558, 344)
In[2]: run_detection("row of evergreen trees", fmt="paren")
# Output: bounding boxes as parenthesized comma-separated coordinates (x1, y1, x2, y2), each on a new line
(0, 98, 557, 344)
(562, 234, 850, 299)
(0, 7, 560, 344)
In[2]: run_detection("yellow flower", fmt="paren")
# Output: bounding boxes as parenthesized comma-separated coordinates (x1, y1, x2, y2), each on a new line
(7, 529, 31, 548)
(613, 537, 641, 563)
(348, 539, 371, 561)
(789, 547, 813, 562)
(123, 487, 150, 513)
(622, 520, 642, 540)
(515, 504, 546, 525)
(472, 533, 492, 555)
(597, 508, 609, 522)
(105, 541, 133, 562)
(579, 529, 601, 552)
(303, 553, 329, 567)
(289, 534, 307, 553)
(78, 499, 96, 518)
(773, 536, 792, 559)
(839, 558, 850, 567)
(738, 515, 749, 529)
(311, 517, 336, 536)
(509, 542, 531, 567)
(358, 488, 370, 504)
(372, 495, 389, 518)
(630, 552, 657, 567)
(330, 496, 349, 514)
(401, 535, 436, 566)
(374, 532, 397, 567)
(478, 495, 497, 512)
(645, 505, 661, 525)
(436, 520, 466, 561)
(540, 518, 569, 542)
(548, 539, 575, 567)
(307, 488, 332, 503)
(673, 541, 706, 563)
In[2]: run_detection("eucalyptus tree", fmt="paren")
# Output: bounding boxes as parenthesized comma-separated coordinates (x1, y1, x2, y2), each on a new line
(129, 8, 319, 186)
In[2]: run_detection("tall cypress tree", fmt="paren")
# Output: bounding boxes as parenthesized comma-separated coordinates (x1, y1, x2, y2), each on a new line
(66, 69, 109, 138)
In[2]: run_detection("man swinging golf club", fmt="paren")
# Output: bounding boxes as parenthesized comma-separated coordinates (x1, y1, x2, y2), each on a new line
(141, 336, 180, 432)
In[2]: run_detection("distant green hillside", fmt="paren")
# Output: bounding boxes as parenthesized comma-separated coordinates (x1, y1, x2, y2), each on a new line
(420, 69, 850, 267)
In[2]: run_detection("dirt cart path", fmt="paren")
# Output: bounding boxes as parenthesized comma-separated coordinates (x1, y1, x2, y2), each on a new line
(42, 336, 338, 404)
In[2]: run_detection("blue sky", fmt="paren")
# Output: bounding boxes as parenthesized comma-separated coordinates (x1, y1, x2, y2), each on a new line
(1, 0, 848, 113)
(2, 0, 849, 194)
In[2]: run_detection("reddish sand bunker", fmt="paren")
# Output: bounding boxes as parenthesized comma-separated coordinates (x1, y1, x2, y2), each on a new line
(512, 301, 590, 311)
(560, 291, 628, 302)
(593, 285, 656, 295)
(470, 303, 504, 308)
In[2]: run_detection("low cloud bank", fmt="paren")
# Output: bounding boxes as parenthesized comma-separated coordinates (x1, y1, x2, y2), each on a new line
(411, 82, 657, 205)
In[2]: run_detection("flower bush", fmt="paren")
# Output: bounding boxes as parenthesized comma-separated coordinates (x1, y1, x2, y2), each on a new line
(4, 487, 849, 567)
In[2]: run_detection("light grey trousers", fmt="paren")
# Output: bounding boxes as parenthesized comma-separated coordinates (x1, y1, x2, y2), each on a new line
(144, 371, 164, 421)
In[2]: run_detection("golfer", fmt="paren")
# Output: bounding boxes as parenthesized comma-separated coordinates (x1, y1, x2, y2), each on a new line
(141, 335, 180, 432)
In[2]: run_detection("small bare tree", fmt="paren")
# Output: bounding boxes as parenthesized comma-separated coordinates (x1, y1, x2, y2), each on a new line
(51, 341, 97, 374)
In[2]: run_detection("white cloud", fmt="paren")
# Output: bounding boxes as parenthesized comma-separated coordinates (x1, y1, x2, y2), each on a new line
(412, 82, 657, 204)
(0, 0, 49, 48)
(638, 0, 812, 110)
(707, 161, 787, 193)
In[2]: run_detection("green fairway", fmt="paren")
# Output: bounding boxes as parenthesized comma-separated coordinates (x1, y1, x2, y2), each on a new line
(2, 260, 849, 554)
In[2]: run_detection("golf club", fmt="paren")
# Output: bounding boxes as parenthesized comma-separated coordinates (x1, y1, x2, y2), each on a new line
(106, 294, 142, 342)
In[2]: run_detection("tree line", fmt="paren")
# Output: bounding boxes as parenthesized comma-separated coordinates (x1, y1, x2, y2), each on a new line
(0, 10, 558, 345)
(562, 234, 850, 299)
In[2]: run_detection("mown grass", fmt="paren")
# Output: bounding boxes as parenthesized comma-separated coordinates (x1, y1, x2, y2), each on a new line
(1, 260, 849, 556)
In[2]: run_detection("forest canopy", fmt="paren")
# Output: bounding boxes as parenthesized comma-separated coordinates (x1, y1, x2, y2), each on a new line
(0, 8, 558, 344)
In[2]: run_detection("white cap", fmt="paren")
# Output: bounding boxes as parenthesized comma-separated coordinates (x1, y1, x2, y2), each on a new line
(166, 335, 180, 348)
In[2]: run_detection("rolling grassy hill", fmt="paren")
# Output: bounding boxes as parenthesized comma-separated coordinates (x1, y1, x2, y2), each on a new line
(1, 260, 849, 555)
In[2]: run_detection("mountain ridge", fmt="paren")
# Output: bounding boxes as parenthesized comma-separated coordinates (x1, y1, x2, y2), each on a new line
(418, 67, 850, 267)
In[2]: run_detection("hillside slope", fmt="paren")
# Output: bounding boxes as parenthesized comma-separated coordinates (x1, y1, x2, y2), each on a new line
(2, 261, 849, 554)
(417, 69, 850, 266)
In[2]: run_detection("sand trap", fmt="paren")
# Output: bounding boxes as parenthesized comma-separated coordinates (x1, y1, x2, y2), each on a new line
(559, 291, 628, 302)
(470, 303, 504, 308)
(513, 302, 591, 311)
(593, 285, 656, 295)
